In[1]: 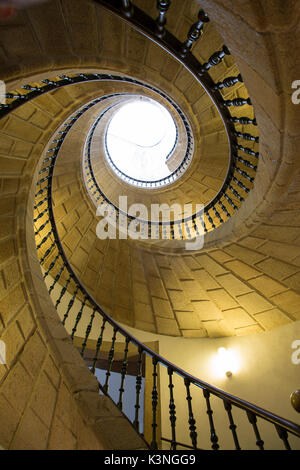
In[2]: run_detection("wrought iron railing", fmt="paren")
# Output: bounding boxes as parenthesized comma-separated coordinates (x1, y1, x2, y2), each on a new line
(2, 0, 300, 451)
(30, 84, 300, 453)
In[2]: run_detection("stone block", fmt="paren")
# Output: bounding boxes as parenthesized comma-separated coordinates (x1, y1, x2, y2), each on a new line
(20, 332, 47, 379)
(254, 308, 292, 330)
(237, 292, 273, 314)
(155, 317, 180, 337)
(192, 300, 223, 321)
(30, 371, 57, 427)
(1, 362, 33, 415)
(249, 275, 286, 297)
(222, 307, 256, 329)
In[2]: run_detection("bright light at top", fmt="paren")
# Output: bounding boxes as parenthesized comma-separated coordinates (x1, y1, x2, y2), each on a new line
(106, 99, 177, 182)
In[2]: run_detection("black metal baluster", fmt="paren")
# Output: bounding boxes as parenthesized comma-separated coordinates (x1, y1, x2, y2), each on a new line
(232, 175, 250, 193)
(55, 273, 72, 309)
(203, 389, 219, 450)
(62, 285, 79, 326)
(223, 400, 241, 450)
(39, 240, 56, 265)
(229, 185, 244, 202)
(213, 74, 243, 90)
(212, 206, 224, 224)
(235, 144, 259, 159)
(117, 337, 130, 410)
(184, 378, 197, 449)
(168, 368, 177, 450)
(275, 425, 291, 451)
(206, 211, 216, 229)
(156, 0, 171, 38)
(235, 155, 257, 171)
(103, 327, 118, 394)
(246, 411, 265, 450)
(235, 166, 254, 183)
(48, 263, 66, 295)
(33, 207, 49, 223)
(233, 131, 259, 143)
(230, 116, 257, 126)
(81, 306, 97, 357)
(43, 252, 60, 279)
(223, 97, 251, 107)
(121, 0, 133, 18)
(71, 295, 88, 341)
(200, 45, 230, 74)
(92, 317, 107, 374)
(181, 9, 209, 57)
(35, 218, 50, 236)
(218, 200, 231, 218)
(224, 192, 238, 211)
(133, 347, 143, 433)
(36, 230, 52, 250)
(151, 357, 159, 450)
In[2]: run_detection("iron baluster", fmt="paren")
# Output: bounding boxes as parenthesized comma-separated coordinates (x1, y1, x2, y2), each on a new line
(212, 206, 224, 224)
(213, 74, 243, 90)
(181, 9, 209, 56)
(232, 175, 250, 193)
(150, 357, 159, 450)
(39, 241, 56, 264)
(230, 116, 257, 126)
(184, 378, 197, 450)
(92, 317, 107, 374)
(218, 200, 231, 218)
(224, 193, 238, 211)
(275, 425, 291, 451)
(35, 218, 50, 236)
(234, 167, 254, 183)
(246, 411, 265, 450)
(133, 347, 143, 433)
(36, 230, 52, 251)
(156, 0, 171, 38)
(168, 368, 177, 450)
(55, 273, 72, 309)
(81, 307, 97, 357)
(43, 252, 60, 279)
(71, 295, 88, 341)
(203, 389, 219, 450)
(200, 45, 230, 73)
(117, 337, 130, 410)
(223, 97, 251, 107)
(223, 400, 241, 450)
(229, 185, 244, 202)
(207, 211, 216, 229)
(235, 144, 259, 158)
(62, 285, 80, 326)
(48, 264, 66, 296)
(103, 327, 118, 394)
(121, 0, 133, 18)
(233, 131, 259, 143)
(235, 155, 257, 171)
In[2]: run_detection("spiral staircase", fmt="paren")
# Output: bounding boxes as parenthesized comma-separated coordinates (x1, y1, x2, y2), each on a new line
(0, 0, 300, 450)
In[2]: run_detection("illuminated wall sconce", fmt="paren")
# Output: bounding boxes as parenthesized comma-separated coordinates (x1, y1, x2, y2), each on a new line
(212, 347, 240, 379)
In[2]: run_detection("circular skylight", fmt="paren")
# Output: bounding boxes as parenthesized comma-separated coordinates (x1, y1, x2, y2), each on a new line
(105, 98, 177, 183)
